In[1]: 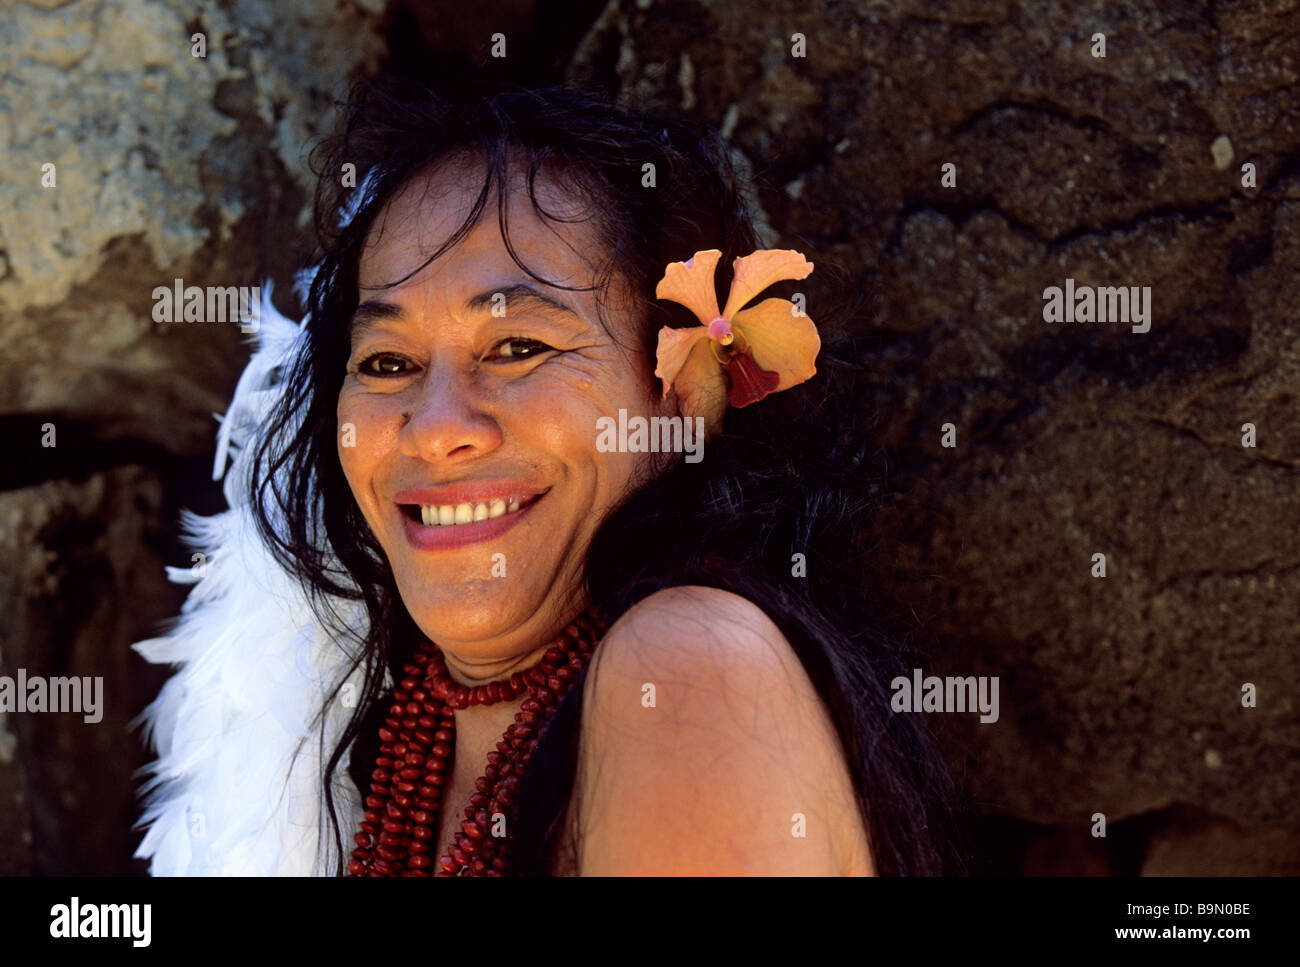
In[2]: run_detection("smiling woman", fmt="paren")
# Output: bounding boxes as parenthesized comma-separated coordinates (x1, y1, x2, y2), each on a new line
(133, 76, 967, 877)
(334, 147, 677, 665)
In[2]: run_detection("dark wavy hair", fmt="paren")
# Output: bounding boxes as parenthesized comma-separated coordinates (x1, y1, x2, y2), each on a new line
(248, 75, 969, 876)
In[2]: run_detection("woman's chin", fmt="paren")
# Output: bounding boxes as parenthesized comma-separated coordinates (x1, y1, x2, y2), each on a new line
(401, 585, 552, 647)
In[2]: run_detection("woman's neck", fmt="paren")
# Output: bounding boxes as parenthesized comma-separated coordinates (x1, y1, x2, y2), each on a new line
(436, 599, 592, 687)
(440, 636, 552, 687)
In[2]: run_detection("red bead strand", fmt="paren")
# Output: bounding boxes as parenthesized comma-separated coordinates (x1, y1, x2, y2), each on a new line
(347, 608, 607, 877)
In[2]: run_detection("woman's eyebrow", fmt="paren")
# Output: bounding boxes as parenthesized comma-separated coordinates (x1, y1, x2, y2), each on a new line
(464, 283, 582, 320)
(350, 283, 583, 337)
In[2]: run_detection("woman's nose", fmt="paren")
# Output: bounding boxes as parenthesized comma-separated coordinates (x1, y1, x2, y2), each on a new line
(396, 358, 503, 462)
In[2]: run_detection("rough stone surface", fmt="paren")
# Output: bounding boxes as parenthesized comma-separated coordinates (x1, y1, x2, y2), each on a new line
(0, 0, 386, 873)
(571, 0, 1300, 864)
(1142, 806, 1300, 875)
(0, 0, 386, 456)
(0, 468, 179, 874)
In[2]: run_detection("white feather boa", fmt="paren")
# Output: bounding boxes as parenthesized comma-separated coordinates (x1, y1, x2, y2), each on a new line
(131, 278, 374, 875)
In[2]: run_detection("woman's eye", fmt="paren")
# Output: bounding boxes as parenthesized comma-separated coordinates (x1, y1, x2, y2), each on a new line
(357, 353, 412, 377)
(493, 337, 556, 361)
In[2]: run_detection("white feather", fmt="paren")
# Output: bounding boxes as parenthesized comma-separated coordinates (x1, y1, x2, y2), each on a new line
(131, 284, 374, 875)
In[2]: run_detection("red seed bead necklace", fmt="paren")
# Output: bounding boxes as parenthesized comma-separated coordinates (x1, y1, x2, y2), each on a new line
(347, 608, 608, 877)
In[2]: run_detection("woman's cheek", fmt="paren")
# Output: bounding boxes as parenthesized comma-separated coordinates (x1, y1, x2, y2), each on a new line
(506, 378, 594, 438)
(335, 392, 386, 499)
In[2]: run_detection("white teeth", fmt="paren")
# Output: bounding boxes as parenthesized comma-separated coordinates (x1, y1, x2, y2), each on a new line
(415, 497, 532, 526)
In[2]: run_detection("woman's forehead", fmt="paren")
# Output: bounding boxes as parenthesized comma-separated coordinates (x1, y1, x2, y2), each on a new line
(358, 154, 601, 291)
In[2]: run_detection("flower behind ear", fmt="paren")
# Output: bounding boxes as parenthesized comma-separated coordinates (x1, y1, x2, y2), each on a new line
(654, 248, 819, 430)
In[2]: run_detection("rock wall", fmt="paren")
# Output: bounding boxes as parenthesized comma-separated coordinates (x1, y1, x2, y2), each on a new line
(0, 0, 386, 874)
(568, 0, 1300, 871)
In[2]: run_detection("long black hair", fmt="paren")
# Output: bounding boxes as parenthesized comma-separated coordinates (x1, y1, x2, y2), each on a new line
(248, 75, 969, 876)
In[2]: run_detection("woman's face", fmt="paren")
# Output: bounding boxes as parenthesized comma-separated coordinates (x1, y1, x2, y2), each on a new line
(337, 154, 676, 672)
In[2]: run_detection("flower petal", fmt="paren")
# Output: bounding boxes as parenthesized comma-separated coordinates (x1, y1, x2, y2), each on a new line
(655, 328, 727, 433)
(730, 298, 820, 391)
(655, 249, 723, 324)
(654, 325, 711, 399)
(676, 341, 729, 433)
(726, 352, 781, 408)
(721, 250, 814, 320)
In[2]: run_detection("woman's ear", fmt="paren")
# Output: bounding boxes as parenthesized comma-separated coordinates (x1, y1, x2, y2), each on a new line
(654, 377, 726, 441)
(667, 380, 727, 440)
(649, 296, 731, 435)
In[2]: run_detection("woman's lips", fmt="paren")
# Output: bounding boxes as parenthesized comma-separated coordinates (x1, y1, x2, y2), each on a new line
(397, 491, 546, 550)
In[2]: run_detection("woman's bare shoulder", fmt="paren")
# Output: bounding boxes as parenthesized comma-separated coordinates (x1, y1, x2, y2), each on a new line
(574, 585, 873, 875)
(595, 584, 795, 672)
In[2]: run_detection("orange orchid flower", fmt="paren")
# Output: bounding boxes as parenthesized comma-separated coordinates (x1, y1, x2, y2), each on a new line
(653, 249, 820, 432)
